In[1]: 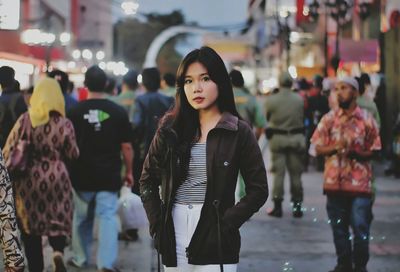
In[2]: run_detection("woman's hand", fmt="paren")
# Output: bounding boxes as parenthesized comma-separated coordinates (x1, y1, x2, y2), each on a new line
(5, 266, 25, 272)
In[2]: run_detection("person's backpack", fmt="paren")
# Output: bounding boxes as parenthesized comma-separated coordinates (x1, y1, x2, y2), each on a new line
(136, 95, 173, 160)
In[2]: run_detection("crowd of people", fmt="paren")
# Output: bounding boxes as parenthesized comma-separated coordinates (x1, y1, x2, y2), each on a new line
(0, 45, 395, 272)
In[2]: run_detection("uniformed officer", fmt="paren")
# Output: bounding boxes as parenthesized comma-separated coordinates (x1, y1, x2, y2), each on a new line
(265, 72, 305, 218)
(230, 69, 266, 138)
(230, 69, 267, 199)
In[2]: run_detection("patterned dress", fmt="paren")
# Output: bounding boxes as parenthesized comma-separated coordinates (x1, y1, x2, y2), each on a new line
(3, 112, 79, 236)
(0, 151, 25, 269)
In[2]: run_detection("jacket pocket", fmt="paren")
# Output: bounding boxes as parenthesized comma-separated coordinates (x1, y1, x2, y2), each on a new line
(221, 221, 241, 256)
(189, 221, 240, 264)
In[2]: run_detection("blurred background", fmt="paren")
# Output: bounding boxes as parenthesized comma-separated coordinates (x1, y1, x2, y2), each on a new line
(0, 0, 399, 146)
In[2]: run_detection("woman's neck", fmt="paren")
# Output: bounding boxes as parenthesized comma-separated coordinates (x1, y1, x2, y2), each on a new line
(198, 108, 222, 142)
(88, 92, 106, 99)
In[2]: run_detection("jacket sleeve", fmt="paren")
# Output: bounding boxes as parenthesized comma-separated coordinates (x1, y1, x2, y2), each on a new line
(223, 124, 269, 229)
(139, 128, 167, 237)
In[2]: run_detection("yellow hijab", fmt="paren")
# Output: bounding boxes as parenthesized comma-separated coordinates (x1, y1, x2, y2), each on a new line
(29, 77, 65, 128)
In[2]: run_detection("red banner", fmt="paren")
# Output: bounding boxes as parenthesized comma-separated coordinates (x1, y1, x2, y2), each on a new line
(296, 0, 307, 25)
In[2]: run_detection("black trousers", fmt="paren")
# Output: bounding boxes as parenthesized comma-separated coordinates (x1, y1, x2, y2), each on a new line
(21, 232, 66, 272)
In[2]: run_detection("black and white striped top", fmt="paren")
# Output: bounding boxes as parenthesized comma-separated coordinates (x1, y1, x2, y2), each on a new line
(175, 143, 207, 204)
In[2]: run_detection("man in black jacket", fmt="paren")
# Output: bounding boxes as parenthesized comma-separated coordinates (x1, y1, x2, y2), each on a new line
(133, 67, 174, 180)
(0, 66, 27, 148)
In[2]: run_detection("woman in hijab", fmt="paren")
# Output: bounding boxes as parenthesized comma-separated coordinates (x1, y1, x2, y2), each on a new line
(3, 77, 79, 272)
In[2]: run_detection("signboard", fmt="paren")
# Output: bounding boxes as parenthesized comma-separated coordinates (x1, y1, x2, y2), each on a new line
(0, 0, 20, 30)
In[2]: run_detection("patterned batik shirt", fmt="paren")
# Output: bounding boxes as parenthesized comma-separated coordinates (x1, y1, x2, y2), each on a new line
(0, 151, 25, 269)
(311, 107, 381, 196)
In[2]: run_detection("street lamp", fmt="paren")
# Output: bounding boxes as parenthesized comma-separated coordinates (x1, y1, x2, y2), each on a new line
(96, 50, 105, 61)
(82, 49, 93, 60)
(21, 28, 71, 71)
(72, 49, 81, 60)
(121, 1, 139, 15)
(59, 32, 71, 45)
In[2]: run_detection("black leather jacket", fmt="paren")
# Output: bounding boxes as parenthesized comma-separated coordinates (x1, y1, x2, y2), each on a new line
(139, 112, 268, 267)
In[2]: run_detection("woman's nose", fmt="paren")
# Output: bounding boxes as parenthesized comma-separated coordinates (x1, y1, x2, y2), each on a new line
(194, 81, 202, 93)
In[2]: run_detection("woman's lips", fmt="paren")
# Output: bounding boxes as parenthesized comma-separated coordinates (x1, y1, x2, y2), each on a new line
(193, 97, 205, 103)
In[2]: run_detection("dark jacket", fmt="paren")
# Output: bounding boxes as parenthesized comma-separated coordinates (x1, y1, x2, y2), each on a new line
(139, 112, 268, 267)
(0, 89, 27, 148)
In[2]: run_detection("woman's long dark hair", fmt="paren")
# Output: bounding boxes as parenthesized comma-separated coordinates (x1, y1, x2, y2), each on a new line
(160, 46, 239, 180)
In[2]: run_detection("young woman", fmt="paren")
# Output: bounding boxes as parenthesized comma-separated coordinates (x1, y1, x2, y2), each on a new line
(140, 46, 268, 272)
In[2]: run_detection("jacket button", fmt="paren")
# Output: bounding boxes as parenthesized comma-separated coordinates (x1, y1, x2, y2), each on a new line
(224, 161, 229, 166)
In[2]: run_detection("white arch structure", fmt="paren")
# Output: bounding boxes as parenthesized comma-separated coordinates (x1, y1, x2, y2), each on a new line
(143, 25, 216, 68)
(142, 0, 263, 68)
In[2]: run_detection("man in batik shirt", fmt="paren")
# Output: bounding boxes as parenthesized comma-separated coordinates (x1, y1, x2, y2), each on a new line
(311, 77, 381, 272)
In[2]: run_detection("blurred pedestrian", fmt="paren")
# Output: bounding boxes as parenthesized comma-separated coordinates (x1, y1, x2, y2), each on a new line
(229, 69, 266, 139)
(265, 72, 305, 218)
(161, 72, 177, 97)
(356, 74, 381, 128)
(359, 73, 375, 101)
(3, 77, 79, 272)
(133, 67, 174, 181)
(323, 78, 338, 110)
(104, 76, 118, 97)
(21, 86, 34, 107)
(109, 69, 140, 241)
(0, 66, 27, 148)
(48, 69, 78, 113)
(140, 46, 268, 272)
(110, 69, 139, 123)
(67, 66, 133, 272)
(295, 77, 312, 170)
(311, 77, 381, 272)
(0, 151, 25, 272)
(308, 75, 330, 171)
(386, 113, 400, 178)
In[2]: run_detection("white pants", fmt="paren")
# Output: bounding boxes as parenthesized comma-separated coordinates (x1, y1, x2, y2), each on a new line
(164, 204, 238, 272)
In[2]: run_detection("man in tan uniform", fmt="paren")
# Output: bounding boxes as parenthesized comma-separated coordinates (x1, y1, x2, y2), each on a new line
(265, 72, 305, 218)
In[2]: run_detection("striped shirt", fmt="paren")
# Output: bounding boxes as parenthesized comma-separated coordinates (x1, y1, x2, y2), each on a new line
(175, 143, 207, 204)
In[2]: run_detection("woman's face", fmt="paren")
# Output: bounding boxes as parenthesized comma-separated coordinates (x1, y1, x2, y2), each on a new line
(183, 62, 219, 112)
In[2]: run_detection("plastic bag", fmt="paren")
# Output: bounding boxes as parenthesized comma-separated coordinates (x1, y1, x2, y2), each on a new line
(118, 186, 148, 230)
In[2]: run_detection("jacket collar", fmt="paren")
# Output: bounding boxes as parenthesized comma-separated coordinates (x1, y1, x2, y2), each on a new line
(215, 112, 238, 131)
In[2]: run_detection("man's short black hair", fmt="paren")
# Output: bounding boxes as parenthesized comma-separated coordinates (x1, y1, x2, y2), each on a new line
(360, 73, 371, 85)
(163, 73, 176, 87)
(0, 66, 16, 88)
(229, 69, 245, 88)
(84, 65, 107, 92)
(142, 67, 160, 92)
(123, 70, 138, 90)
(298, 78, 311, 90)
(48, 69, 69, 93)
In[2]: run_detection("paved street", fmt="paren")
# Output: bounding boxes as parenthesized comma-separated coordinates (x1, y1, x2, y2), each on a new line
(3, 149, 400, 272)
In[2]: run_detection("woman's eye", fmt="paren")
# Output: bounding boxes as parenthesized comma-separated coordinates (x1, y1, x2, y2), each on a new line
(184, 79, 192, 84)
(202, 76, 210, 82)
